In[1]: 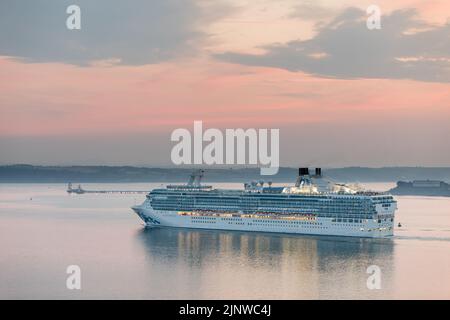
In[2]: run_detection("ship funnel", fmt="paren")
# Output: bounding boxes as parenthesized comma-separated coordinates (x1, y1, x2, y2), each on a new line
(296, 167, 310, 187)
(299, 167, 309, 176)
(315, 168, 322, 177)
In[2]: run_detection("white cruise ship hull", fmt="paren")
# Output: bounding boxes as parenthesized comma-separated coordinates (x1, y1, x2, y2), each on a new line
(132, 206, 394, 238)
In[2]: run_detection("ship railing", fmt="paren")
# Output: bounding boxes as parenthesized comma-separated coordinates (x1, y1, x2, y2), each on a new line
(166, 185, 213, 190)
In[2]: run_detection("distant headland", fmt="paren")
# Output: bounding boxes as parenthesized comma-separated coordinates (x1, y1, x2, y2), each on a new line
(1, 165, 450, 183)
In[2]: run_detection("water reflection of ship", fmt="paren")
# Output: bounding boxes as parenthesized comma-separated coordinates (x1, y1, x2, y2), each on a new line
(135, 228, 395, 299)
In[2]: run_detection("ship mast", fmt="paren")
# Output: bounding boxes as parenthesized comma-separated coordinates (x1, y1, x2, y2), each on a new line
(187, 169, 205, 187)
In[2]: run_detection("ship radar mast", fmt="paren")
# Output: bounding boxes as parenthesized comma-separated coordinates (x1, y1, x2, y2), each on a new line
(187, 169, 205, 187)
(167, 169, 212, 190)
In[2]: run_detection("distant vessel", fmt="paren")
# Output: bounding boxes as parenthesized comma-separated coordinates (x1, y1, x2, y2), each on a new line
(67, 182, 85, 194)
(132, 168, 397, 238)
(389, 180, 450, 197)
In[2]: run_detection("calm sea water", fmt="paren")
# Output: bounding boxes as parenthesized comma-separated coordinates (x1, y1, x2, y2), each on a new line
(1, 182, 449, 299)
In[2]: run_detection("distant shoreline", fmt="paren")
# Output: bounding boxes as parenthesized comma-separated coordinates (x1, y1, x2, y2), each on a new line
(1, 165, 450, 183)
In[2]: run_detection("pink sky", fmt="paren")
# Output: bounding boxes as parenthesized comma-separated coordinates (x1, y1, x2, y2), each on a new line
(0, 0, 449, 166)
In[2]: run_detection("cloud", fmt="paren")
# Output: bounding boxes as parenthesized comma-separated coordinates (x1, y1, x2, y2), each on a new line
(288, 1, 338, 21)
(0, 0, 229, 66)
(217, 8, 450, 83)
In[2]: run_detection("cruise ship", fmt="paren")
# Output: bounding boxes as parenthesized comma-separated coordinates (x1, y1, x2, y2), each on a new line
(132, 168, 397, 238)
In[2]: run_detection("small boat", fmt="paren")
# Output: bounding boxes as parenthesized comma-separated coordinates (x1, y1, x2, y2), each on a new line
(398, 222, 402, 227)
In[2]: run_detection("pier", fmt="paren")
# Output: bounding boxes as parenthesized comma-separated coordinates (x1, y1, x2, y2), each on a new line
(67, 183, 148, 195)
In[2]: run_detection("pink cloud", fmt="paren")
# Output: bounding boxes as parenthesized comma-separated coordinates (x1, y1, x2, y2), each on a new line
(1, 56, 449, 138)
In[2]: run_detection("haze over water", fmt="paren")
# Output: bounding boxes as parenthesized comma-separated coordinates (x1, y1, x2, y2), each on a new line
(1, 182, 449, 299)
